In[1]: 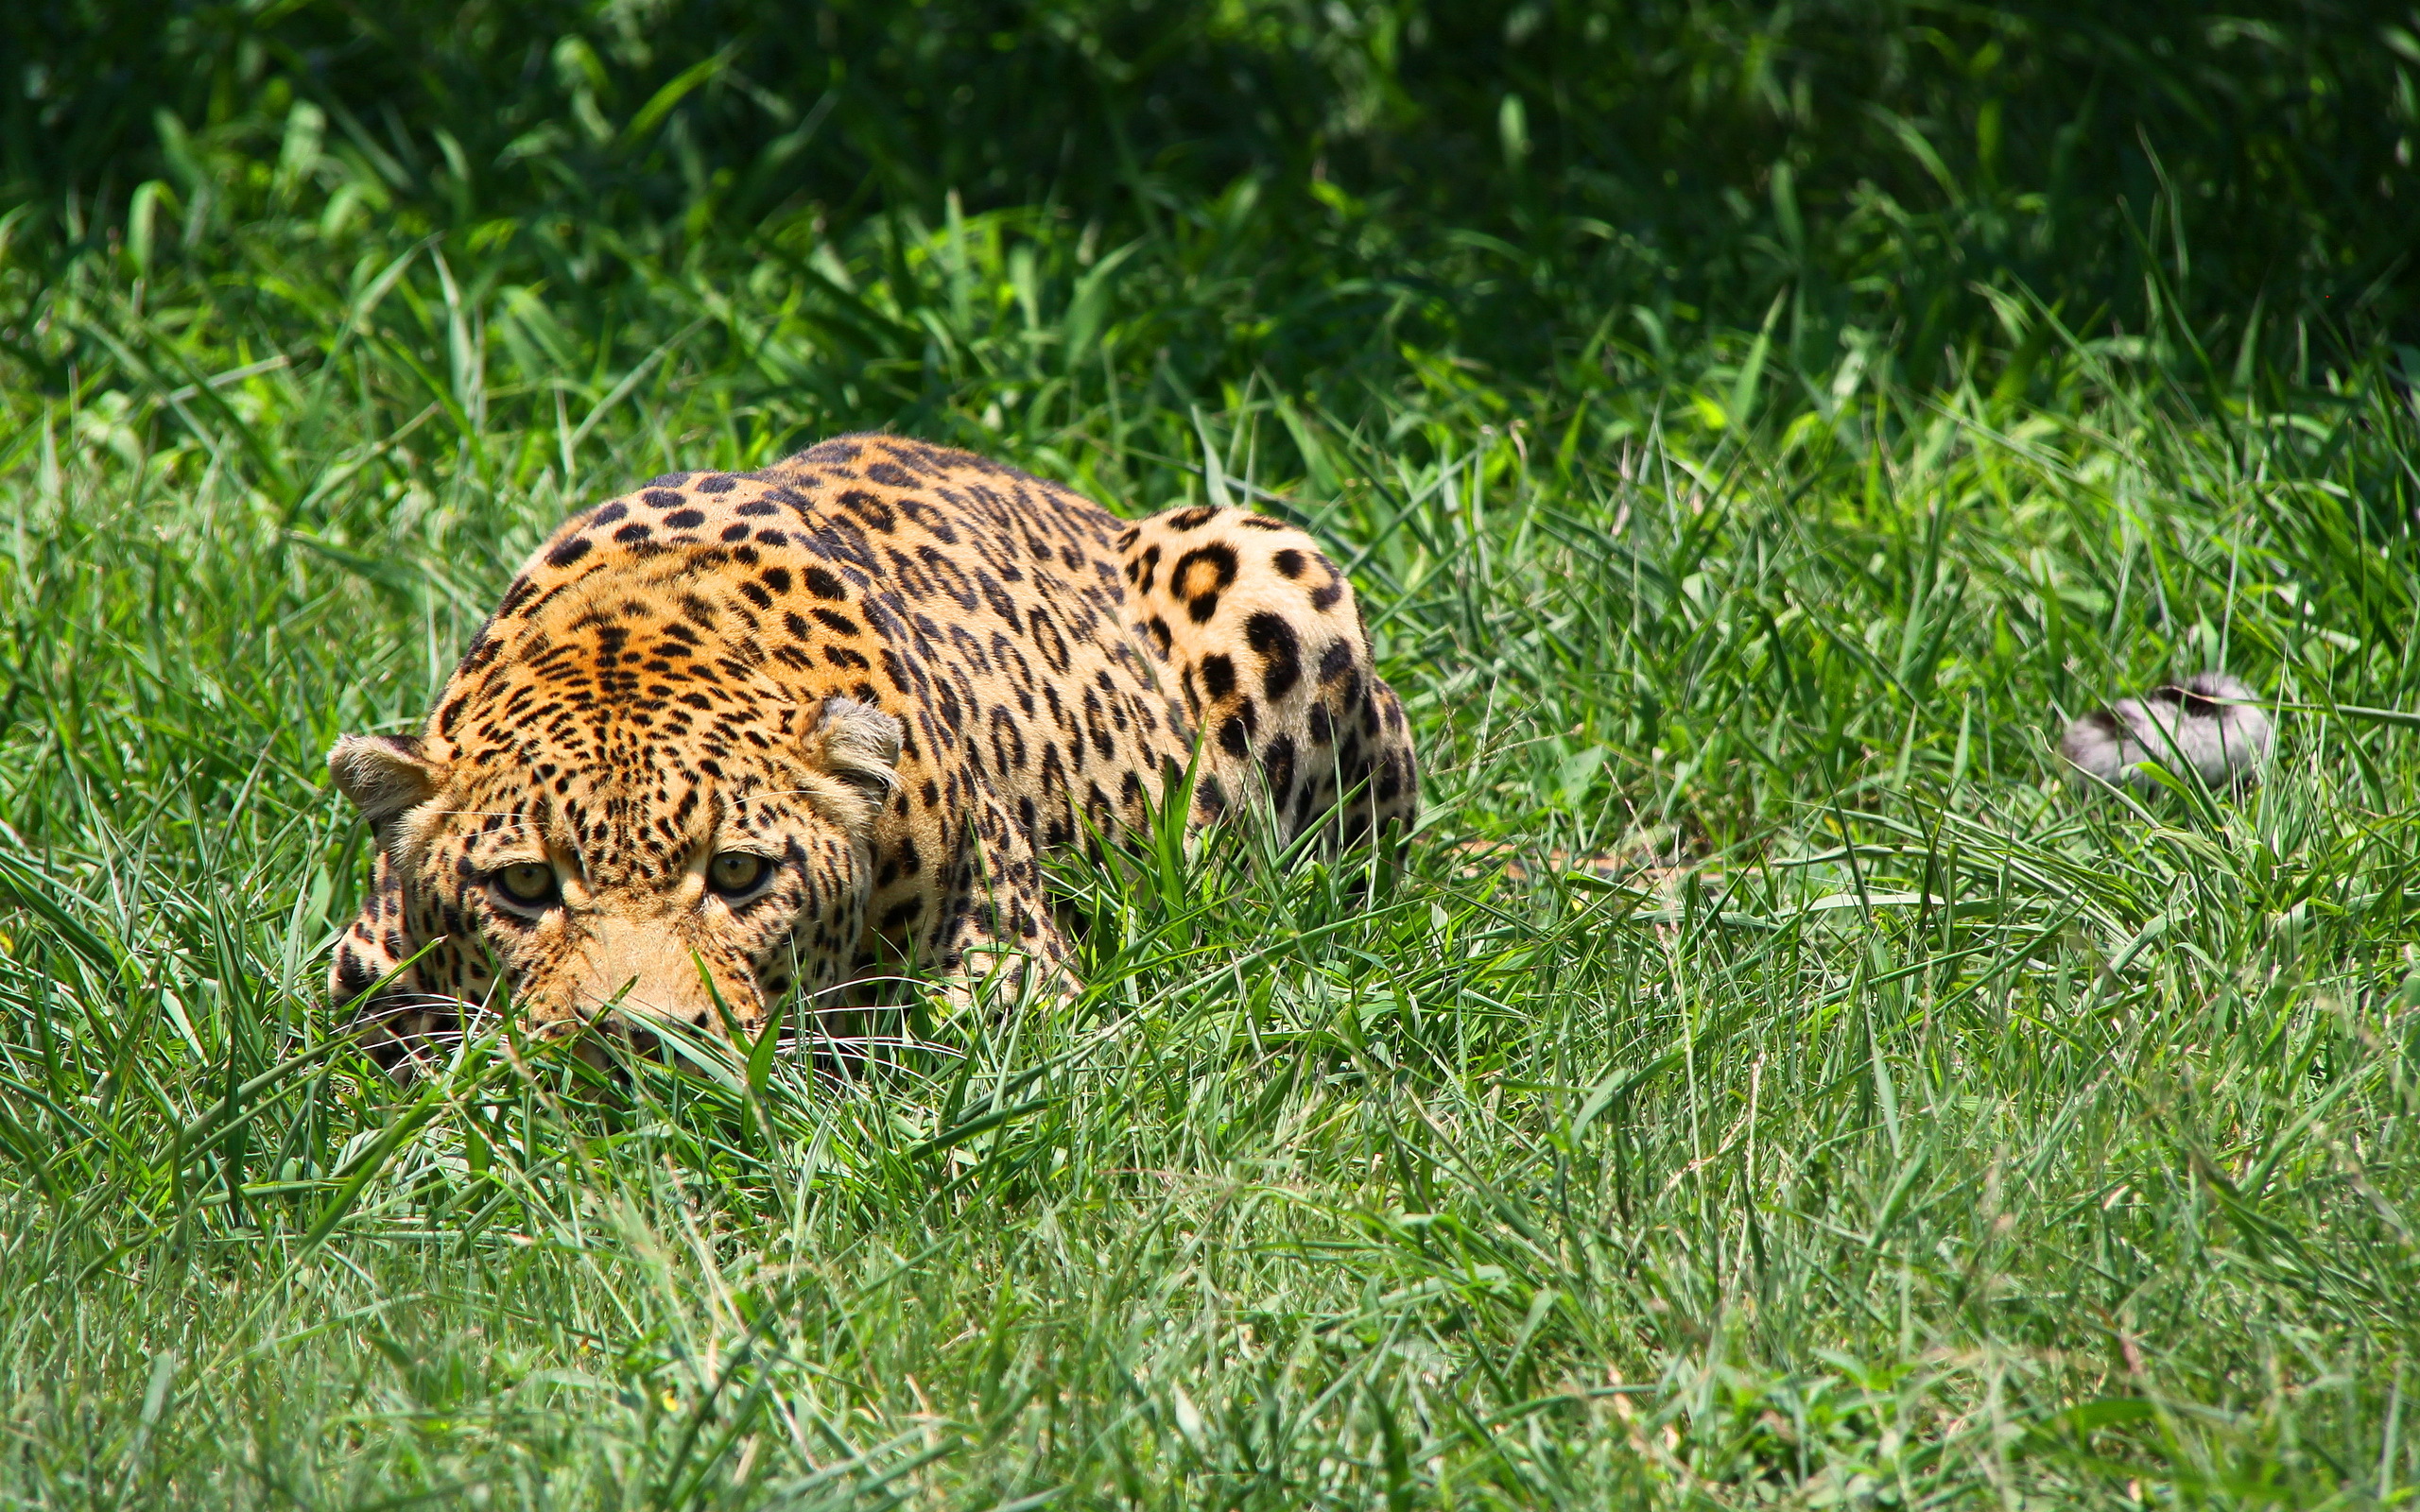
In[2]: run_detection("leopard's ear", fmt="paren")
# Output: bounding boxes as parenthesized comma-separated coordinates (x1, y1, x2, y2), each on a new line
(803, 696, 903, 833)
(328, 734, 441, 825)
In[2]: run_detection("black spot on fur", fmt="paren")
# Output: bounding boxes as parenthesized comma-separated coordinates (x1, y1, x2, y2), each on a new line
(1201, 653, 1236, 701)
(1263, 731, 1298, 799)
(1219, 713, 1252, 758)
(333, 948, 375, 1004)
(456, 635, 500, 675)
(1245, 611, 1302, 699)
(1174, 542, 1238, 596)
(546, 536, 592, 568)
(839, 490, 896, 532)
(1377, 751, 1404, 802)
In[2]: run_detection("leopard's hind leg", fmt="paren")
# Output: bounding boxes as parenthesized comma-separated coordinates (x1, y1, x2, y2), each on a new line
(1115, 506, 1417, 851)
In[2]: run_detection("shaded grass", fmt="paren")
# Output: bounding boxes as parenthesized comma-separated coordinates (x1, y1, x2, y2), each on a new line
(11, 0, 2417, 374)
(0, 123, 2418, 1511)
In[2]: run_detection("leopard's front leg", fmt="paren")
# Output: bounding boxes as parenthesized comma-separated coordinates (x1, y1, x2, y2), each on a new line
(921, 797, 1083, 1016)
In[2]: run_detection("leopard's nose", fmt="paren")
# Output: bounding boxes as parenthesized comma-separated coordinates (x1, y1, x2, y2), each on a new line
(576, 970, 767, 1048)
(557, 985, 723, 1071)
(580, 978, 713, 1030)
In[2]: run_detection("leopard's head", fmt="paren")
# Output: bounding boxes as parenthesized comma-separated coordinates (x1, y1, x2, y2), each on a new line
(328, 570, 902, 1063)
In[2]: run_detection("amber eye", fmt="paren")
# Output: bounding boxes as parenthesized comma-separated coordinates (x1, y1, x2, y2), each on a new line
(495, 862, 558, 906)
(707, 851, 770, 898)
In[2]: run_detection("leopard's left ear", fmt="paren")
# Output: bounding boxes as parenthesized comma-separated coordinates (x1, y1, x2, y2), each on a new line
(328, 734, 441, 825)
(802, 696, 903, 833)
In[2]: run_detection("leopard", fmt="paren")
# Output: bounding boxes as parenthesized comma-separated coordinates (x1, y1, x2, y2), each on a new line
(326, 433, 1418, 1074)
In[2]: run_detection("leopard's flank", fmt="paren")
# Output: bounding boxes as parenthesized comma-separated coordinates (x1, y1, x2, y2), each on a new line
(327, 434, 1417, 1072)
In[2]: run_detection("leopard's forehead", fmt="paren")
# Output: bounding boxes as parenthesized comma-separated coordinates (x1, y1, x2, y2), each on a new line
(421, 491, 875, 886)
(456, 565, 810, 760)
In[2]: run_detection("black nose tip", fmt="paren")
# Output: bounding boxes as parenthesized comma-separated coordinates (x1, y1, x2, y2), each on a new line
(595, 1005, 744, 1064)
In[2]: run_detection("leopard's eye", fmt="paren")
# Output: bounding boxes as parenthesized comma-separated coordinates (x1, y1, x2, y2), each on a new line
(495, 862, 558, 906)
(707, 850, 770, 898)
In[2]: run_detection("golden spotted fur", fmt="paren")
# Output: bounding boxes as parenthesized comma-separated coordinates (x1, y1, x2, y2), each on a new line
(328, 434, 1416, 1072)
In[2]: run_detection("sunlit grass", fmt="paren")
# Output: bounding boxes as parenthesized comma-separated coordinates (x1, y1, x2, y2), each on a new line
(1, 123, 2418, 1509)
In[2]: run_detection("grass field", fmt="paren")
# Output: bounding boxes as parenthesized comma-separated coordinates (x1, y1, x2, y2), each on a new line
(4, 6, 2420, 1507)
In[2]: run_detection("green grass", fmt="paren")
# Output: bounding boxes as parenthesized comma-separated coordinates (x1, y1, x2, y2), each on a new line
(5, 20, 2420, 1505)
(14, 0, 2417, 367)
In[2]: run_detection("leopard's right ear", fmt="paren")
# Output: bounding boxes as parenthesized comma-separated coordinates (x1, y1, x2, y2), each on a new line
(328, 734, 441, 824)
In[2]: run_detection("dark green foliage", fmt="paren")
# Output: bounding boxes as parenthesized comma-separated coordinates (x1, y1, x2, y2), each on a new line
(8, 0, 2417, 392)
